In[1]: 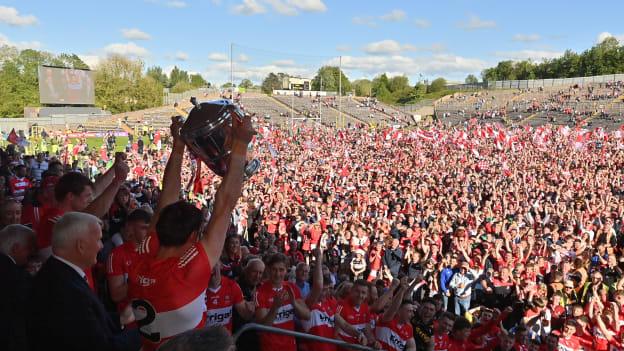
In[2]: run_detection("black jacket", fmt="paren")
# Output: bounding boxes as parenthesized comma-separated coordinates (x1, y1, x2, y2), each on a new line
(0, 253, 31, 351)
(27, 256, 137, 351)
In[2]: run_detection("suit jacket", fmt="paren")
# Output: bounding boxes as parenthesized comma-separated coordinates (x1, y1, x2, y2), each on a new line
(28, 256, 136, 351)
(0, 253, 31, 351)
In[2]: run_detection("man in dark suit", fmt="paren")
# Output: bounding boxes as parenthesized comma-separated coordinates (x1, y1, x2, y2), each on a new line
(28, 212, 139, 351)
(0, 224, 36, 351)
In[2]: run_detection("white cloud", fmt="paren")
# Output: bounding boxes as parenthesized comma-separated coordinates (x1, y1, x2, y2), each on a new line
(166, 1, 188, 8)
(414, 18, 430, 28)
(265, 0, 298, 15)
(361, 40, 445, 55)
(121, 28, 151, 41)
(260, 0, 326, 16)
(458, 14, 496, 30)
(336, 45, 351, 52)
(352, 16, 377, 28)
(512, 34, 541, 42)
(380, 9, 406, 22)
(233, 0, 266, 15)
(237, 54, 250, 62)
(596, 32, 624, 44)
(272, 59, 295, 66)
(208, 52, 229, 61)
(494, 50, 563, 61)
(287, 0, 327, 12)
(175, 51, 189, 61)
(0, 33, 41, 50)
(104, 42, 149, 57)
(78, 55, 101, 69)
(325, 54, 487, 79)
(0, 6, 38, 26)
(364, 40, 404, 55)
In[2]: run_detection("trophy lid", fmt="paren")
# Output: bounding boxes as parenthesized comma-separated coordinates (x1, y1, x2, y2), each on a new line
(180, 99, 236, 139)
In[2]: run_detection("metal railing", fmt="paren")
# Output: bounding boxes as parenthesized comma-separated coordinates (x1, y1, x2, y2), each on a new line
(233, 323, 380, 351)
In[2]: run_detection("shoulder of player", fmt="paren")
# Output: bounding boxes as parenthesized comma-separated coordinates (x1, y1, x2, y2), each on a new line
(177, 244, 205, 268)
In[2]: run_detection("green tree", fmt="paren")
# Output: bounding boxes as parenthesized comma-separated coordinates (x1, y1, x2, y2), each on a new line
(221, 82, 233, 88)
(239, 78, 253, 89)
(146, 66, 169, 87)
(465, 74, 479, 84)
(261, 72, 288, 94)
(352, 79, 372, 96)
(428, 77, 447, 93)
(387, 75, 410, 93)
(189, 74, 208, 88)
(169, 66, 189, 88)
(94, 54, 162, 114)
(311, 66, 351, 95)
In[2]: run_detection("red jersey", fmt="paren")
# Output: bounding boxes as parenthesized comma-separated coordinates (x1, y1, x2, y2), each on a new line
(375, 319, 413, 351)
(557, 335, 583, 351)
(106, 241, 139, 312)
(204, 277, 244, 332)
(127, 236, 212, 351)
(9, 176, 31, 201)
(433, 333, 451, 351)
(255, 281, 301, 351)
(336, 299, 372, 345)
(301, 299, 337, 351)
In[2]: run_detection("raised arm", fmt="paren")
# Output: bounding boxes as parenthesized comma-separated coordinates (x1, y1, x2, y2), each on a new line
(381, 280, 408, 323)
(200, 113, 255, 268)
(306, 248, 324, 306)
(84, 154, 129, 218)
(148, 117, 186, 233)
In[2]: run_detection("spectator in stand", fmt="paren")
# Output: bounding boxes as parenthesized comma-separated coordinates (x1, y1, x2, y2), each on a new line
(8, 164, 31, 202)
(255, 253, 310, 351)
(28, 212, 140, 351)
(204, 261, 255, 332)
(0, 224, 36, 351)
(0, 199, 22, 230)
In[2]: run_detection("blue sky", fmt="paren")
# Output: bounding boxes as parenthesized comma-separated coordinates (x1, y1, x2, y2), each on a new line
(1, 0, 623, 85)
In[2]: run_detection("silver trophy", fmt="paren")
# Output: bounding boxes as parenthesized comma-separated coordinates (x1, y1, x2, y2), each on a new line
(180, 98, 260, 178)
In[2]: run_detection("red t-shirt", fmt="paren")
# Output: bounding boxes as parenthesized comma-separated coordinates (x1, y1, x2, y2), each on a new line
(433, 332, 451, 351)
(205, 277, 244, 332)
(255, 281, 302, 351)
(376, 318, 413, 351)
(336, 299, 371, 345)
(106, 241, 139, 312)
(558, 335, 583, 351)
(127, 235, 212, 351)
(301, 298, 338, 351)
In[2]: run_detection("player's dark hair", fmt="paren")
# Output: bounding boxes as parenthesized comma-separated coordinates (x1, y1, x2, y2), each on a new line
(452, 317, 472, 332)
(126, 208, 152, 224)
(159, 326, 233, 351)
(54, 172, 94, 202)
(156, 201, 202, 247)
(266, 252, 288, 267)
(353, 279, 369, 288)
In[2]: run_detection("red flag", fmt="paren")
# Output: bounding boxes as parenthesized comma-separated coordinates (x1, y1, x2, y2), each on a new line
(7, 128, 18, 145)
(193, 161, 203, 195)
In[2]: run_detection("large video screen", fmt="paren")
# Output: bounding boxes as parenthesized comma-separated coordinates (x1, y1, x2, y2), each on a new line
(38, 66, 95, 105)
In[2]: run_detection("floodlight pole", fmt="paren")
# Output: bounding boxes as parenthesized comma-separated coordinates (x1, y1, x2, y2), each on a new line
(230, 43, 234, 99)
(339, 56, 342, 128)
(319, 76, 322, 123)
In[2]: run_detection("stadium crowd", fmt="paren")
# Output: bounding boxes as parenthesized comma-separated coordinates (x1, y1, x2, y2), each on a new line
(2, 104, 624, 351)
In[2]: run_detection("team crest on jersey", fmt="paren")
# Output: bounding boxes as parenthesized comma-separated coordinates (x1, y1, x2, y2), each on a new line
(211, 297, 219, 305)
(138, 275, 156, 287)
